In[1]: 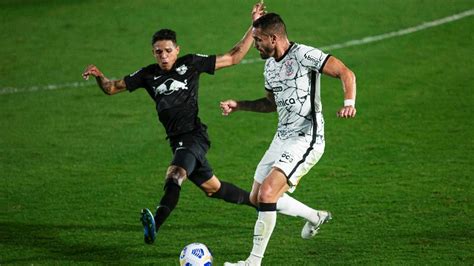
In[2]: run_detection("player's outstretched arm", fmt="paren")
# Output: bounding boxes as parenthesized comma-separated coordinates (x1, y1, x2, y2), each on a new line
(322, 57, 357, 118)
(220, 91, 276, 116)
(215, 2, 266, 70)
(82, 65, 127, 95)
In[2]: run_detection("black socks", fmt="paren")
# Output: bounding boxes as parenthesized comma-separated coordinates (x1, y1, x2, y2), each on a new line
(154, 179, 181, 230)
(210, 181, 254, 207)
(154, 179, 254, 232)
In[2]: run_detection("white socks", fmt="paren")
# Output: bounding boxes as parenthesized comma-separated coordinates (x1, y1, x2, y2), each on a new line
(244, 195, 317, 265)
(276, 193, 319, 224)
(249, 210, 277, 265)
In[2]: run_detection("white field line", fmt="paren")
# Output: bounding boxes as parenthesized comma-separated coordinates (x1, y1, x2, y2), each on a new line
(318, 8, 474, 51)
(1, 8, 473, 96)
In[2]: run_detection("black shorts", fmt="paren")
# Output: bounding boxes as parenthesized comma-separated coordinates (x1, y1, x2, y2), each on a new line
(169, 130, 213, 186)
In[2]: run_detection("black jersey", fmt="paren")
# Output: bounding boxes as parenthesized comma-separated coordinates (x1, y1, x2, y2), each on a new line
(124, 54, 216, 137)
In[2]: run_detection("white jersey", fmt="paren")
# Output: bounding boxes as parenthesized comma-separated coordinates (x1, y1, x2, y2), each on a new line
(264, 42, 330, 141)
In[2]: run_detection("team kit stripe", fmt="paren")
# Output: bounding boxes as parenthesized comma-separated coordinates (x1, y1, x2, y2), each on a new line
(287, 70, 318, 180)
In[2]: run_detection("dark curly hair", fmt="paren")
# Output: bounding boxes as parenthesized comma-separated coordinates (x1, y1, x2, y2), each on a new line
(151, 29, 177, 45)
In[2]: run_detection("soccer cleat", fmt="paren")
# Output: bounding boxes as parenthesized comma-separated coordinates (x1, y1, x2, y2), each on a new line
(140, 208, 156, 244)
(301, 210, 332, 239)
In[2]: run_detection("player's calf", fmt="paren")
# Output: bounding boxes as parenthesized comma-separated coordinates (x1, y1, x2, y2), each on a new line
(207, 181, 254, 207)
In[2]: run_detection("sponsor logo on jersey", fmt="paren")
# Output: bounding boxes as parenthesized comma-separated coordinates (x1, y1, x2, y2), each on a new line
(153, 75, 162, 80)
(276, 97, 296, 107)
(176, 64, 188, 75)
(303, 52, 322, 66)
(272, 86, 283, 92)
(153, 78, 188, 96)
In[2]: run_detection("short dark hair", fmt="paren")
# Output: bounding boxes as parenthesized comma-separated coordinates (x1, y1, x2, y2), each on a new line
(252, 13, 287, 36)
(151, 29, 177, 45)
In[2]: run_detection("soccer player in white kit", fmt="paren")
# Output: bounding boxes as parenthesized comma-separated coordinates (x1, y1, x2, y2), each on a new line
(221, 12, 357, 266)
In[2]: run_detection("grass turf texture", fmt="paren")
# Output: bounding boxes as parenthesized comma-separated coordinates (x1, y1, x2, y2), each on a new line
(1, 0, 473, 264)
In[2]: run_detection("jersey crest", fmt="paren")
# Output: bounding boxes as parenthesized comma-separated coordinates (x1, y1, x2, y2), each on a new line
(284, 59, 296, 77)
(176, 64, 188, 75)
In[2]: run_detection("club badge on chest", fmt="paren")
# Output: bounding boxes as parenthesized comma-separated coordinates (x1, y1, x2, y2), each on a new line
(176, 64, 188, 75)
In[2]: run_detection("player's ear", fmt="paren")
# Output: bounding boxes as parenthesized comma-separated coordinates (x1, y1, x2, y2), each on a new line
(176, 45, 180, 54)
(270, 34, 277, 45)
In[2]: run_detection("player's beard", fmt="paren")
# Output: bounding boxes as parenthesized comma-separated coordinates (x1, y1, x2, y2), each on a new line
(258, 47, 272, 59)
(259, 52, 270, 59)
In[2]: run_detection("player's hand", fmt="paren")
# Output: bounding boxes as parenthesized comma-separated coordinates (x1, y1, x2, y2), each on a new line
(220, 100, 238, 116)
(252, 1, 266, 22)
(337, 106, 357, 118)
(82, 65, 104, 80)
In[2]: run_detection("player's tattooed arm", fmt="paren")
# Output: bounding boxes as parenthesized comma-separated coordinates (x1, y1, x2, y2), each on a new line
(215, 2, 266, 70)
(96, 78, 127, 95)
(220, 91, 276, 115)
(82, 65, 127, 95)
(238, 91, 276, 112)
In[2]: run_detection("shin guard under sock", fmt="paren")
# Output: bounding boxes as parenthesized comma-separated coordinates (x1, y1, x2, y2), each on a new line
(250, 202, 277, 263)
(155, 179, 181, 230)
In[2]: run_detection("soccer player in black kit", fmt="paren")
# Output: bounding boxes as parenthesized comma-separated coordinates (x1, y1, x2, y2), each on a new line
(82, 2, 266, 244)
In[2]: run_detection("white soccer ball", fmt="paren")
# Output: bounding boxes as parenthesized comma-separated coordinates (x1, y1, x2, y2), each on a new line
(179, 242, 213, 266)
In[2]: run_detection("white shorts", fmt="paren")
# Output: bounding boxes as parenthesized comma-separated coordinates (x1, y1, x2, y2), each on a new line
(254, 133, 325, 193)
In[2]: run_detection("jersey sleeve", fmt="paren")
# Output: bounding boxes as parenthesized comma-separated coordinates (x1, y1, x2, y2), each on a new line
(298, 45, 331, 73)
(191, 54, 216, 75)
(123, 67, 146, 92)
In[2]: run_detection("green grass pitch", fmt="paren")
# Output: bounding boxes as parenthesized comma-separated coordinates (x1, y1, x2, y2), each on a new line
(1, 0, 473, 264)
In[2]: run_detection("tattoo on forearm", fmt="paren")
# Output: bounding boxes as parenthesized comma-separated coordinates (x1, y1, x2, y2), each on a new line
(239, 97, 276, 113)
(95, 77, 124, 95)
(95, 76, 111, 94)
(229, 44, 242, 57)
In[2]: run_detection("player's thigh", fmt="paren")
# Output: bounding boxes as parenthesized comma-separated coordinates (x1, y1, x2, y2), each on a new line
(254, 135, 283, 184)
(170, 148, 197, 178)
(188, 156, 214, 189)
(258, 167, 289, 203)
(273, 137, 324, 192)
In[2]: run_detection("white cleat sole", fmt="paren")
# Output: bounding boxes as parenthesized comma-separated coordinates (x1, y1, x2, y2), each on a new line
(301, 210, 332, 239)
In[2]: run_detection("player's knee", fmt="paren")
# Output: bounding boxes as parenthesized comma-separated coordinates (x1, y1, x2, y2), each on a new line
(249, 191, 259, 206)
(258, 185, 277, 203)
(166, 166, 187, 185)
(199, 176, 221, 196)
(205, 191, 215, 197)
(203, 188, 217, 197)
(202, 184, 220, 197)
